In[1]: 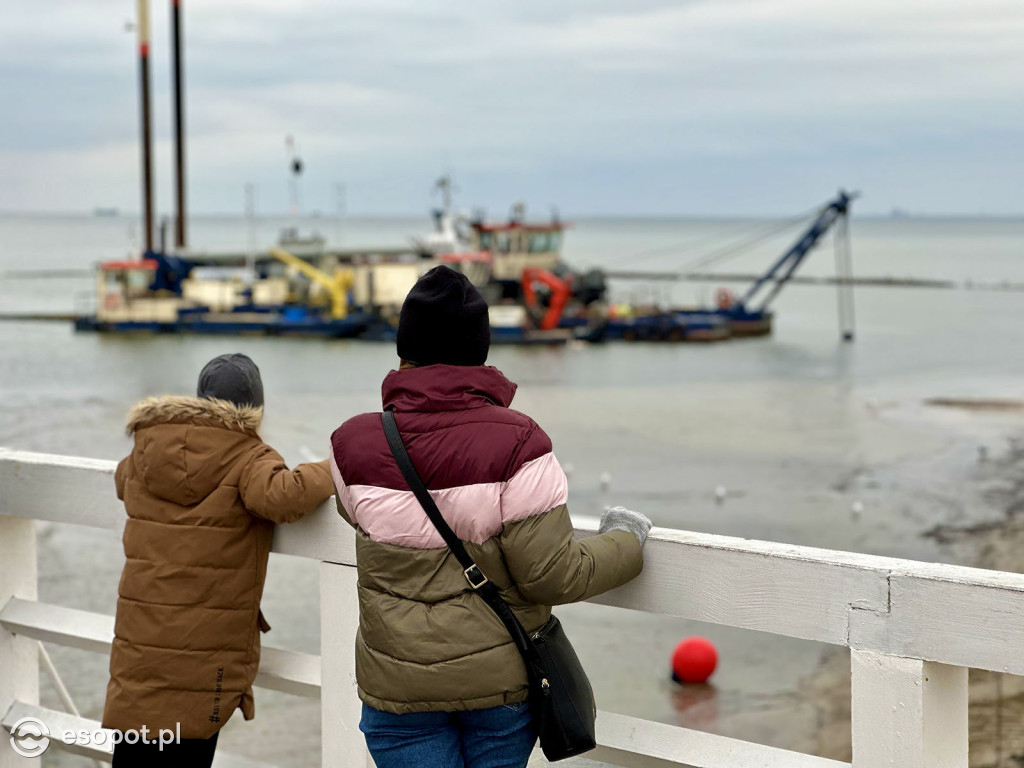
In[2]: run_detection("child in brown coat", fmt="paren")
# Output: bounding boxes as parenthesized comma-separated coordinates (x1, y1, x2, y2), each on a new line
(103, 353, 334, 768)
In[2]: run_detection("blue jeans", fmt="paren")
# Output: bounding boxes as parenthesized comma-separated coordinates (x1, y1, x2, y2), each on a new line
(360, 702, 536, 768)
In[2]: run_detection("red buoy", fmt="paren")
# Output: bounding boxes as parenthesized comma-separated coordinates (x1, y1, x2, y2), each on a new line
(671, 637, 718, 684)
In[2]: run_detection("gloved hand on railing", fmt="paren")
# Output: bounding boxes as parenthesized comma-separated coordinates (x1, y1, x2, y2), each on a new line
(599, 506, 653, 546)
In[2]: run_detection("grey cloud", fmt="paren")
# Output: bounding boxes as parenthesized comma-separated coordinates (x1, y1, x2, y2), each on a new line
(1, 0, 1022, 215)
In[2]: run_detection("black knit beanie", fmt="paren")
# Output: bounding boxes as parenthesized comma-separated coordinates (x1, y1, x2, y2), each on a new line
(197, 353, 265, 408)
(397, 266, 490, 367)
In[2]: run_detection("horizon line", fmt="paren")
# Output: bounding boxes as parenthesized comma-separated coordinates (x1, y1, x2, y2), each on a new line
(1, 209, 1022, 222)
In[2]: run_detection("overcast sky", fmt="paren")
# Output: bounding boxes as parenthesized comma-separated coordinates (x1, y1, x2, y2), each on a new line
(1, 0, 1022, 216)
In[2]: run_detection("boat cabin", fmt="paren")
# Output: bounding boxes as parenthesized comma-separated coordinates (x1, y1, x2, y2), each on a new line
(94, 259, 180, 323)
(467, 209, 568, 281)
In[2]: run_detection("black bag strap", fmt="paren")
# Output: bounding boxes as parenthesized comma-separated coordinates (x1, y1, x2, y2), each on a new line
(381, 410, 538, 661)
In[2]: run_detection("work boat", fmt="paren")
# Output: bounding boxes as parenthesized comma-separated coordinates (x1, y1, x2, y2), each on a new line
(418, 190, 600, 343)
(409, 177, 715, 343)
(73, 181, 856, 345)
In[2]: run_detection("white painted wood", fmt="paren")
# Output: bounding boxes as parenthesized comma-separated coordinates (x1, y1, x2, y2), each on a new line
(592, 711, 850, 768)
(850, 568, 1024, 676)
(0, 516, 37, 768)
(583, 526, 891, 645)
(271, 507, 355, 566)
(1, 701, 278, 766)
(3, 700, 114, 761)
(9, 450, 1024, 674)
(211, 749, 281, 768)
(851, 651, 967, 768)
(0, 449, 122, 534)
(255, 648, 321, 700)
(0, 598, 321, 699)
(0, 449, 356, 565)
(319, 563, 372, 768)
(5, 449, 1024, 768)
(0, 598, 110, 654)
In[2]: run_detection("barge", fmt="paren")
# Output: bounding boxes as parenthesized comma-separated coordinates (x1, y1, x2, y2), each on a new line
(73, 188, 855, 345)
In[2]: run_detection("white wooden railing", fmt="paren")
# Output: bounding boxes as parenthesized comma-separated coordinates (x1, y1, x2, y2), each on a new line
(2, 448, 1022, 767)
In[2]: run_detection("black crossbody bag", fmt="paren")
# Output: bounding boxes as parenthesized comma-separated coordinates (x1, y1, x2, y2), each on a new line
(382, 410, 597, 761)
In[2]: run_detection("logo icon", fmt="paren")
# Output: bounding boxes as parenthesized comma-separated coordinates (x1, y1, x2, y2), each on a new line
(9, 716, 50, 758)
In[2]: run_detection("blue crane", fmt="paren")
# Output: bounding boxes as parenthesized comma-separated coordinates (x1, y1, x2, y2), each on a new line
(720, 189, 857, 340)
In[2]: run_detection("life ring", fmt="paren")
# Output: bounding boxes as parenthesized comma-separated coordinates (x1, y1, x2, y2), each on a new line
(715, 287, 735, 310)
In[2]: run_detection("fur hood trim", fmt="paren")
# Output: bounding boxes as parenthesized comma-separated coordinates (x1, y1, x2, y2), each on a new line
(126, 395, 263, 436)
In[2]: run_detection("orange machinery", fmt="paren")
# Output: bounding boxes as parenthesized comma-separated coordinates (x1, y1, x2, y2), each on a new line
(521, 267, 572, 331)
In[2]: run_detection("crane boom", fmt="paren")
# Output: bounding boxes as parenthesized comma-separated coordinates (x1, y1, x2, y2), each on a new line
(739, 190, 856, 312)
(268, 247, 353, 319)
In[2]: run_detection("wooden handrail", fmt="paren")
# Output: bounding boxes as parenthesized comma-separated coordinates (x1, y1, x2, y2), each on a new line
(0, 448, 1002, 767)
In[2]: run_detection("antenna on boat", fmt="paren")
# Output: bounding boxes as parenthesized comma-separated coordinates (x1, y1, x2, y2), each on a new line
(286, 135, 303, 219)
(510, 202, 526, 224)
(335, 182, 346, 246)
(433, 175, 456, 217)
(135, 0, 155, 253)
(170, 0, 187, 249)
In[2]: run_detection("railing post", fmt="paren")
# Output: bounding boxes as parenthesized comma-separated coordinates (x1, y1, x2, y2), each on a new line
(0, 516, 38, 768)
(320, 562, 372, 767)
(851, 650, 967, 768)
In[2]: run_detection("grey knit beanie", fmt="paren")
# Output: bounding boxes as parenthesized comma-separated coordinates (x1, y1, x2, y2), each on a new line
(197, 353, 264, 408)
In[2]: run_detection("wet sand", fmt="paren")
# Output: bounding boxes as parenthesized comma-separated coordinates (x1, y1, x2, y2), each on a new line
(736, 421, 1024, 768)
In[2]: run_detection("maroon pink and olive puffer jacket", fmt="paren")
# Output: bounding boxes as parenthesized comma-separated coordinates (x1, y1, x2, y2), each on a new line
(329, 364, 643, 714)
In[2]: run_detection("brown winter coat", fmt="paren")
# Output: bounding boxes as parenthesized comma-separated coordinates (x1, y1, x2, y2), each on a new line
(102, 395, 334, 739)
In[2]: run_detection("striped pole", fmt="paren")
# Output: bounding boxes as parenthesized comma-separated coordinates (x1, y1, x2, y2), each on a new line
(171, 0, 187, 249)
(136, 0, 154, 253)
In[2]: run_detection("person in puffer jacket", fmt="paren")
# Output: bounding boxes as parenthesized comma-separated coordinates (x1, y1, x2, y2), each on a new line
(329, 266, 652, 768)
(104, 354, 335, 768)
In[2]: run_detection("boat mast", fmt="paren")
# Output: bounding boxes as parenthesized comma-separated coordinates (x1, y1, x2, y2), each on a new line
(171, 0, 187, 249)
(136, 0, 154, 253)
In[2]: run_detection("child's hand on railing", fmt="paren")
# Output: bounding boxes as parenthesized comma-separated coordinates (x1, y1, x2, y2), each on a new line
(599, 506, 652, 546)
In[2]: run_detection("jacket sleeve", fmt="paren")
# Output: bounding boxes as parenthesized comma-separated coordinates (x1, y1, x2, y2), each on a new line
(115, 456, 131, 501)
(326, 448, 357, 527)
(500, 504, 642, 605)
(239, 448, 335, 524)
(334, 495, 355, 527)
(496, 425, 643, 605)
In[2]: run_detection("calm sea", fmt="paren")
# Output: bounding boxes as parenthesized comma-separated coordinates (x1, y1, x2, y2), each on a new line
(1, 213, 1023, 765)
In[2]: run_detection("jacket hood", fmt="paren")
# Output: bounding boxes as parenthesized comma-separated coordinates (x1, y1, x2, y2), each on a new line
(127, 395, 263, 436)
(382, 365, 517, 413)
(125, 395, 262, 506)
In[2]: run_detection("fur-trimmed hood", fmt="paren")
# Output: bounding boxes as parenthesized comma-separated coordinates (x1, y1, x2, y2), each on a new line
(124, 396, 264, 506)
(127, 395, 263, 436)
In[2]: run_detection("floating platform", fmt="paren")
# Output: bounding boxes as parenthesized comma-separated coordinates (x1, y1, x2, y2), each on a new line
(75, 308, 376, 339)
(73, 307, 764, 345)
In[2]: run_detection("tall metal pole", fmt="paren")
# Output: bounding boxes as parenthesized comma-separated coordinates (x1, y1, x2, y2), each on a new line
(834, 212, 856, 342)
(171, 0, 187, 249)
(136, 0, 154, 253)
(245, 183, 257, 282)
(841, 213, 856, 341)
